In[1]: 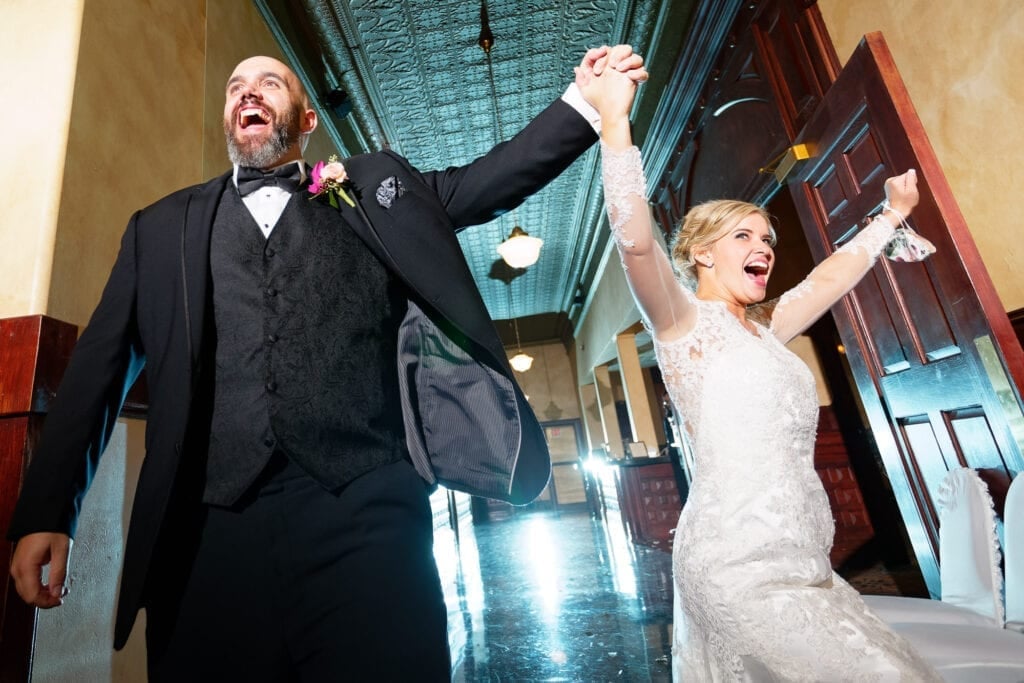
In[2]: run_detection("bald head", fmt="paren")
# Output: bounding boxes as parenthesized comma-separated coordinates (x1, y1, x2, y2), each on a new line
(227, 57, 311, 109)
(223, 56, 317, 168)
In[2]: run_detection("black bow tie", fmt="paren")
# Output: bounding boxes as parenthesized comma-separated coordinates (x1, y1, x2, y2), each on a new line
(236, 164, 303, 196)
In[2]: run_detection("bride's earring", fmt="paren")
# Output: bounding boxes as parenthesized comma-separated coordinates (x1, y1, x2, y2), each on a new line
(704, 258, 714, 268)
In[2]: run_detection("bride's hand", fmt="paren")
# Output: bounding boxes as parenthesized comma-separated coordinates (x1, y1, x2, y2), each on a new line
(884, 169, 920, 217)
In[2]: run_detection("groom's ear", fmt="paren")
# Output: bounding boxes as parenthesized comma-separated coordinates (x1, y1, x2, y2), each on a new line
(301, 108, 318, 136)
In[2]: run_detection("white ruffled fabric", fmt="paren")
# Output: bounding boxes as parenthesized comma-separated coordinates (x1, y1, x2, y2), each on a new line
(937, 467, 1005, 625)
(1004, 473, 1024, 631)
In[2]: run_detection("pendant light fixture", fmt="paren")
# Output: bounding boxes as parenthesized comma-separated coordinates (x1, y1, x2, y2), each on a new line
(479, 1, 542, 269)
(497, 225, 543, 269)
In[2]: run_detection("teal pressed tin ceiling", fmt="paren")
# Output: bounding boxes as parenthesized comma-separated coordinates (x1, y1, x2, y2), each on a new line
(258, 0, 693, 336)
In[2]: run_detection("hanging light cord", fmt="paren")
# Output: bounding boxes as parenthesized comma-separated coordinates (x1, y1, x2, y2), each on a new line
(480, 0, 528, 357)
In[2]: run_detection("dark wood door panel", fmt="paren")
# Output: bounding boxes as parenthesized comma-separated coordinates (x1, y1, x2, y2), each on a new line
(945, 407, 1015, 471)
(878, 355, 980, 415)
(786, 32, 1024, 594)
(800, 113, 961, 379)
(688, 28, 791, 204)
(883, 261, 959, 362)
(753, 0, 840, 136)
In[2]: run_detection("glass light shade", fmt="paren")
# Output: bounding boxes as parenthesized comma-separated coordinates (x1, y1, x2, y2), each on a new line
(497, 225, 543, 268)
(509, 352, 534, 372)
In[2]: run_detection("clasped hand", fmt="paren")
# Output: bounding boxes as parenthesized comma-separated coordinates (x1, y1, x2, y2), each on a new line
(575, 45, 648, 121)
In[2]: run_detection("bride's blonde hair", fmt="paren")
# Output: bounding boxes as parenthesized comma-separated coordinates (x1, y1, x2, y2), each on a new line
(670, 199, 774, 283)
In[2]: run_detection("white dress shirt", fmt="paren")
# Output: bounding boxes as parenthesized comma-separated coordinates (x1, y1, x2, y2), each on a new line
(233, 161, 307, 238)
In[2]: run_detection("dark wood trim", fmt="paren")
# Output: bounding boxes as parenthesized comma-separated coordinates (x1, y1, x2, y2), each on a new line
(613, 456, 682, 547)
(644, 0, 746, 185)
(0, 315, 78, 682)
(1009, 308, 1024, 354)
(0, 316, 78, 417)
(647, 0, 843, 224)
(814, 405, 875, 568)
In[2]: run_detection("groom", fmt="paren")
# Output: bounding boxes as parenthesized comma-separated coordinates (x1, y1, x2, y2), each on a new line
(7, 49, 647, 680)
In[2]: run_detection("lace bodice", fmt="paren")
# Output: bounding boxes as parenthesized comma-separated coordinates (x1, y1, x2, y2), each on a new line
(600, 143, 942, 682)
(655, 291, 822, 509)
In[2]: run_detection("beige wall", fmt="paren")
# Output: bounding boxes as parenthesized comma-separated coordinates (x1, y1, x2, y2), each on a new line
(44, 0, 338, 328)
(0, 0, 84, 317)
(514, 341, 584, 423)
(47, 0, 207, 327)
(574, 243, 642, 382)
(818, 0, 1024, 311)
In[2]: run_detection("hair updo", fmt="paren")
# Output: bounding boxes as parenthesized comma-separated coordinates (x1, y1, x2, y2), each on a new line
(670, 199, 774, 283)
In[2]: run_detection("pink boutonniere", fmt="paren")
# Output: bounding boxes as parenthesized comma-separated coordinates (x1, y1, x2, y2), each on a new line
(309, 155, 355, 208)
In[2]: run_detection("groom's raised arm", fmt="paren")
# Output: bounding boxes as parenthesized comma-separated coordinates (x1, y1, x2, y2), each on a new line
(418, 44, 648, 228)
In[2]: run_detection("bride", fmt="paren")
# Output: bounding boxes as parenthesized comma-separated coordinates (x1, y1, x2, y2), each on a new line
(581, 55, 942, 681)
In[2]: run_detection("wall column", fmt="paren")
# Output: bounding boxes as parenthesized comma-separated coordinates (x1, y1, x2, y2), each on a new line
(577, 382, 604, 454)
(593, 364, 625, 458)
(615, 328, 659, 457)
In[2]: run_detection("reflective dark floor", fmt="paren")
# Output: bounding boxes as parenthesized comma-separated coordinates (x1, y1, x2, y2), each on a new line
(434, 506, 674, 682)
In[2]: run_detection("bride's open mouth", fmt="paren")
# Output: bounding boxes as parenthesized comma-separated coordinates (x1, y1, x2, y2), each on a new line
(744, 260, 770, 288)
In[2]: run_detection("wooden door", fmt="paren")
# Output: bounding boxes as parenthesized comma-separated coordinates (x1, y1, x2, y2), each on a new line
(543, 420, 587, 506)
(786, 32, 1024, 594)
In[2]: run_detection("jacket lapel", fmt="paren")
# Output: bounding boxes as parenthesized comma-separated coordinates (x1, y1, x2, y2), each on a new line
(181, 172, 231, 369)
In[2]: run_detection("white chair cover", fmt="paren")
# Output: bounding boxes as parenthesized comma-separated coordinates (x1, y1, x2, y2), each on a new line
(893, 623, 1024, 683)
(1005, 472, 1023, 632)
(862, 595, 994, 627)
(863, 467, 1004, 628)
(938, 467, 1004, 624)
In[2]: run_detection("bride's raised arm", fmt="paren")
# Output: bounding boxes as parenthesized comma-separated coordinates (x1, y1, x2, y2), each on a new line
(768, 171, 923, 344)
(592, 71, 694, 340)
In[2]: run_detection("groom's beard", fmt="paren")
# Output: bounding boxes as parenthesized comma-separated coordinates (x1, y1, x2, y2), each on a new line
(224, 102, 301, 168)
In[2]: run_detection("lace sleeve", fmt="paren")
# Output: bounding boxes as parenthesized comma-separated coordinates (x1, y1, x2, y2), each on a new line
(601, 143, 646, 251)
(600, 143, 694, 337)
(770, 215, 896, 343)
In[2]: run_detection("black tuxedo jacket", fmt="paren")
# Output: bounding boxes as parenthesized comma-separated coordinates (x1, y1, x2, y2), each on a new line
(7, 98, 598, 648)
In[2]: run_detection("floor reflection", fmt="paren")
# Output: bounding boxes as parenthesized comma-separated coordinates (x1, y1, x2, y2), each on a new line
(437, 506, 674, 682)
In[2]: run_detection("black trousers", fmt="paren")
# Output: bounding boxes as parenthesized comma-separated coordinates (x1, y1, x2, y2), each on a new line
(145, 455, 450, 682)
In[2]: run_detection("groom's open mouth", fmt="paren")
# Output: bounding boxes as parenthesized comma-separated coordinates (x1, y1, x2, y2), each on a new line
(744, 260, 770, 288)
(238, 107, 271, 130)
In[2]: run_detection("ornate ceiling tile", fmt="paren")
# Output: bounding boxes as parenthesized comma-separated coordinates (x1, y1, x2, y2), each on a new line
(267, 0, 666, 324)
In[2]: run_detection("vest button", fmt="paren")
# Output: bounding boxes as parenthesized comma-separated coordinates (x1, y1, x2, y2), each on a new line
(265, 287, 277, 297)
(263, 437, 275, 448)
(266, 381, 278, 393)
(267, 333, 279, 344)
(265, 247, 276, 258)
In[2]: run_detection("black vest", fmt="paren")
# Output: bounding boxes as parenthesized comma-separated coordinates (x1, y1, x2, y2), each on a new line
(204, 186, 408, 505)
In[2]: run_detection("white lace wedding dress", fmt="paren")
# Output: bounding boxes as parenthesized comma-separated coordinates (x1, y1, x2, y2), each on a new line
(601, 144, 942, 682)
